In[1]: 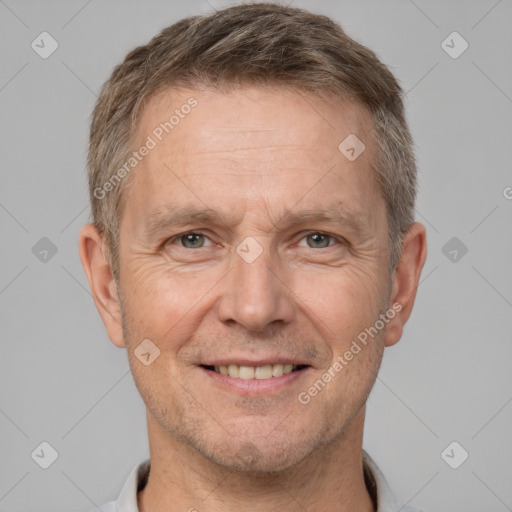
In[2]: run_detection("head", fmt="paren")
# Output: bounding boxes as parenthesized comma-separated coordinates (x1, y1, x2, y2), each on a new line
(80, 3, 426, 473)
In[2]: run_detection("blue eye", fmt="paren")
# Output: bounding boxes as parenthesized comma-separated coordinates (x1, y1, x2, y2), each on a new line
(167, 231, 341, 251)
(177, 233, 211, 248)
(299, 232, 336, 248)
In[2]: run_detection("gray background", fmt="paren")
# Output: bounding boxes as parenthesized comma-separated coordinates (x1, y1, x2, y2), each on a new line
(1, 0, 511, 510)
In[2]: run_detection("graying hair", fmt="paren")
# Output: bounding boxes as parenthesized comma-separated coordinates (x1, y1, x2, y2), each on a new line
(87, 2, 417, 281)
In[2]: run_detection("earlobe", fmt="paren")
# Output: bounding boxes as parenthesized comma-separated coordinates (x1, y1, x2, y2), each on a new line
(78, 223, 125, 348)
(384, 222, 427, 347)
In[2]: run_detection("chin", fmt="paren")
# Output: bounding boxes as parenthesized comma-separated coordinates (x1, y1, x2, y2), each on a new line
(189, 424, 330, 475)
(205, 441, 308, 474)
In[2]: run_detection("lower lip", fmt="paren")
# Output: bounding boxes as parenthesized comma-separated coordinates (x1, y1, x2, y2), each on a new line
(200, 366, 311, 395)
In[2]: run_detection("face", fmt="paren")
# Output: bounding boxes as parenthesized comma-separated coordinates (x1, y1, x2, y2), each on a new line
(115, 86, 392, 472)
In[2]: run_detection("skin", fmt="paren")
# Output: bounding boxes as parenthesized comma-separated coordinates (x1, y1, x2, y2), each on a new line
(80, 85, 427, 512)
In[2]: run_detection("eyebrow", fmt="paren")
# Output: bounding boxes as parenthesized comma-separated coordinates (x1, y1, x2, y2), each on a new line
(143, 204, 370, 239)
(271, 206, 368, 233)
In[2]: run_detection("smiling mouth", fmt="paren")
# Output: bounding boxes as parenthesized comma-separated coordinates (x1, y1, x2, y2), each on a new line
(201, 363, 309, 380)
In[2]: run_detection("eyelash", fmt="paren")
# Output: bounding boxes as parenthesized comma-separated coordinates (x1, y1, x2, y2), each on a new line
(165, 231, 345, 249)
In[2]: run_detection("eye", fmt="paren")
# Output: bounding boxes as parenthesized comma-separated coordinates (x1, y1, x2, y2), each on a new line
(298, 232, 339, 249)
(172, 232, 213, 249)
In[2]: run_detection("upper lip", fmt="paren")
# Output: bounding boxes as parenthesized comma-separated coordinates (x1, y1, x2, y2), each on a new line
(200, 356, 311, 367)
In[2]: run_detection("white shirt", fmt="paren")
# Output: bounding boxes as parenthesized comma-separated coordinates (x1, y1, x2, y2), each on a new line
(93, 451, 422, 512)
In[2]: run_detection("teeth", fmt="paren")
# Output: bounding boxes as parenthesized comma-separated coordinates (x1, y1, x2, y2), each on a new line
(228, 364, 239, 378)
(272, 364, 283, 377)
(215, 363, 300, 379)
(254, 365, 273, 379)
(239, 366, 255, 379)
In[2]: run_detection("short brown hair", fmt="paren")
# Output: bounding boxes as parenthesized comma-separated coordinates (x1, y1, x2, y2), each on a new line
(87, 2, 417, 281)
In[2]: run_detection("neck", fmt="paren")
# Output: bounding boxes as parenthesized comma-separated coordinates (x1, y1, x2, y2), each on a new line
(138, 408, 375, 512)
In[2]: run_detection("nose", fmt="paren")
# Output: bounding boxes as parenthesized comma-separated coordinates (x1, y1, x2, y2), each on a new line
(216, 242, 295, 332)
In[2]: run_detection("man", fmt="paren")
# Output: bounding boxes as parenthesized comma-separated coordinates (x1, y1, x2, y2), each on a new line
(79, 3, 427, 511)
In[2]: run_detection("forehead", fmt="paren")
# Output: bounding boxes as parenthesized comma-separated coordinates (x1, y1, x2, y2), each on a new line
(137, 85, 375, 161)
(124, 85, 384, 231)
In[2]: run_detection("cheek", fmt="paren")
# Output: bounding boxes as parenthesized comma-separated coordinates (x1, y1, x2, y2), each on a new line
(127, 352, 191, 433)
(122, 261, 202, 323)
(292, 263, 388, 344)
(119, 259, 228, 363)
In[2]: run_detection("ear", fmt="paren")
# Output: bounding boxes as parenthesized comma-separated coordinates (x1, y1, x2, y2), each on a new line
(384, 222, 427, 347)
(79, 223, 125, 348)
